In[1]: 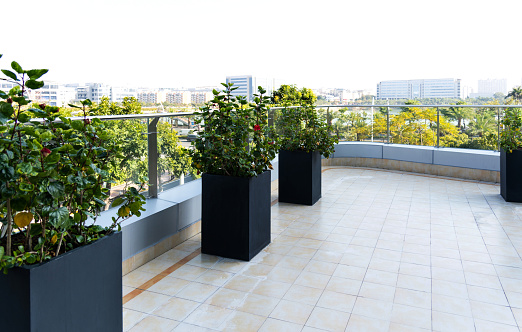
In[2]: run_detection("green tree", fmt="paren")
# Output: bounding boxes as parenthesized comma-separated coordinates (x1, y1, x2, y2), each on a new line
(271, 85, 317, 106)
(442, 101, 473, 130)
(507, 86, 522, 103)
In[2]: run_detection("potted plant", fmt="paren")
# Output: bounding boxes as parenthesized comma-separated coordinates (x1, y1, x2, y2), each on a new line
(0, 56, 146, 331)
(499, 106, 522, 202)
(190, 83, 278, 261)
(273, 85, 338, 205)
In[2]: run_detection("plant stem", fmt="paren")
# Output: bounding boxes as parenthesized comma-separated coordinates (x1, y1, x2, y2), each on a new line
(56, 233, 64, 257)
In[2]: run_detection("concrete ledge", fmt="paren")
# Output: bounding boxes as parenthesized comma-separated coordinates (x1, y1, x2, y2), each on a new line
(383, 144, 434, 164)
(322, 157, 500, 183)
(433, 148, 499, 171)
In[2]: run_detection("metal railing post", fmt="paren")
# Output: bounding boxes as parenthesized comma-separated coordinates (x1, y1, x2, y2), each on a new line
(386, 105, 390, 143)
(437, 107, 440, 148)
(498, 107, 501, 151)
(148, 118, 159, 198)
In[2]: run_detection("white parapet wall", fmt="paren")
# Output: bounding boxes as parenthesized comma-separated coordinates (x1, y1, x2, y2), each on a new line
(324, 142, 500, 182)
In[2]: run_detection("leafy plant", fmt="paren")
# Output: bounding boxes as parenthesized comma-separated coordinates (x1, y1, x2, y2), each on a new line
(190, 83, 278, 177)
(500, 108, 522, 153)
(0, 55, 146, 273)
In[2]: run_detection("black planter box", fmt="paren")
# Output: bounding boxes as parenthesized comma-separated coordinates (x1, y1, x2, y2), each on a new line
(202, 171, 271, 261)
(0, 232, 122, 332)
(501, 149, 522, 202)
(279, 149, 321, 205)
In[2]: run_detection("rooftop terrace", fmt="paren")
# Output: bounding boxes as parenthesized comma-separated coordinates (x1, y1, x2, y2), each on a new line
(121, 166, 522, 331)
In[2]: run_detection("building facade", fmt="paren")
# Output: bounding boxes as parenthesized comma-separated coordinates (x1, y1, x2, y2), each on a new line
(376, 78, 461, 100)
(226, 75, 253, 101)
(475, 79, 507, 98)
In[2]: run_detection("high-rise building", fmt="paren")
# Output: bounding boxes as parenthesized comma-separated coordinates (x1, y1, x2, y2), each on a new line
(477, 79, 507, 98)
(376, 78, 461, 100)
(225, 76, 283, 101)
(28, 83, 76, 107)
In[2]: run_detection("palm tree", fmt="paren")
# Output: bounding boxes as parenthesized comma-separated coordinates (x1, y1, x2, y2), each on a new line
(507, 86, 522, 104)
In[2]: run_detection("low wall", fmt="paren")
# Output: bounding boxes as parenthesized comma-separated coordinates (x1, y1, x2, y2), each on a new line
(325, 142, 500, 183)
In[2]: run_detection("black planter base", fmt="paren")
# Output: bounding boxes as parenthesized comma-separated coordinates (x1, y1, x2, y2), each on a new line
(279, 149, 321, 205)
(0, 232, 123, 332)
(201, 171, 271, 261)
(500, 149, 522, 202)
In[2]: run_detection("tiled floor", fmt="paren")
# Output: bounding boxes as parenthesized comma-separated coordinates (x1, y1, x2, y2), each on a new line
(122, 166, 522, 331)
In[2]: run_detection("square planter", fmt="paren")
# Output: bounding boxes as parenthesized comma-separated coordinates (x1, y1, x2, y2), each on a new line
(0, 231, 122, 332)
(501, 149, 522, 202)
(279, 149, 322, 205)
(202, 171, 271, 261)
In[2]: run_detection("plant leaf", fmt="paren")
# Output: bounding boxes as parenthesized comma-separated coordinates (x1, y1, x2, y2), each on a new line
(11, 61, 23, 74)
(1, 69, 18, 81)
(25, 80, 44, 90)
(14, 212, 33, 228)
(26, 69, 48, 80)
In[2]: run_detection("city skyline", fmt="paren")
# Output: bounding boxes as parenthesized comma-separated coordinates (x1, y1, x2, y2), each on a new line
(2, 0, 521, 91)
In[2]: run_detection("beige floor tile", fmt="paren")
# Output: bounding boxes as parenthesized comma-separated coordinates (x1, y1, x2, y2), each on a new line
(172, 322, 212, 331)
(241, 263, 274, 277)
(211, 258, 249, 273)
(156, 249, 190, 263)
(283, 284, 323, 306)
(432, 311, 475, 332)
(316, 290, 356, 313)
(352, 297, 393, 321)
(432, 293, 472, 317)
(269, 299, 314, 325)
(167, 264, 208, 281)
(123, 309, 147, 332)
(512, 307, 522, 326)
(258, 318, 303, 332)
(305, 306, 350, 331)
(276, 255, 310, 270)
(186, 254, 222, 268)
(287, 246, 318, 260)
(252, 279, 292, 298)
(467, 284, 509, 306)
(339, 253, 371, 268)
(432, 279, 468, 299)
(465, 271, 503, 289)
(474, 319, 519, 332)
(195, 269, 233, 287)
(127, 315, 179, 332)
(326, 276, 362, 295)
(393, 287, 431, 309)
(267, 266, 302, 283)
(236, 293, 280, 317)
(304, 260, 337, 275)
(223, 274, 261, 292)
(136, 258, 176, 275)
(470, 301, 517, 326)
(218, 311, 266, 332)
(147, 276, 190, 296)
(364, 269, 398, 286)
(369, 257, 401, 273)
(345, 313, 390, 332)
(359, 282, 396, 302)
(184, 304, 233, 329)
(176, 282, 218, 302)
(123, 270, 156, 288)
(152, 297, 200, 321)
(174, 240, 201, 253)
(123, 285, 136, 297)
(390, 303, 431, 330)
(388, 322, 431, 332)
(204, 288, 248, 309)
(124, 290, 171, 313)
(312, 250, 343, 264)
(333, 264, 366, 280)
(250, 252, 285, 266)
(264, 242, 293, 255)
(500, 276, 522, 293)
(294, 271, 331, 289)
(297, 237, 325, 249)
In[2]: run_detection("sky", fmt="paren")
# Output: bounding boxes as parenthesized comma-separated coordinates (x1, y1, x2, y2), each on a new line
(2, 0, 522, 93)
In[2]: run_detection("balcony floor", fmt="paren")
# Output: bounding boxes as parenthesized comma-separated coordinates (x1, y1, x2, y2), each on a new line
(122, 167, 522, 331)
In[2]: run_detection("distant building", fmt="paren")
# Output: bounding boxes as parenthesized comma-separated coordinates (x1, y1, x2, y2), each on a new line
(112, 87, 138, 103)
(166, 91, 191, 104)
(225, 75, 283, 101)
(28, 83, 76, 107)
(376, 78, 461, 100)
(137, 91, 166, 104)
(190, 91, 213, 104)
(470, 79, 507, 98)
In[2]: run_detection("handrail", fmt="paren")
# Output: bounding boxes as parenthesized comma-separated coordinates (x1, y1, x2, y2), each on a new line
(27, 103, 517, 199)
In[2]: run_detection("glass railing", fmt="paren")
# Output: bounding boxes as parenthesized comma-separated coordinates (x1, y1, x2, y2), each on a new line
(61, 103, 518, 203)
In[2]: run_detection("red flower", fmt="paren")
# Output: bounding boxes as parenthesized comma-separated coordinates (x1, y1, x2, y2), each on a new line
(41, 147, 51, 158)
(84, 119, 91, 125)
(268, 141, 274, 145)
(6, 97, 12, 104)
(39, 103, 46, 110)
(254, 124, 261, 131)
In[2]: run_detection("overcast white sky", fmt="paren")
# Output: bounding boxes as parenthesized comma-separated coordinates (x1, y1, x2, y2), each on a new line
(2, 0, 521, 92)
